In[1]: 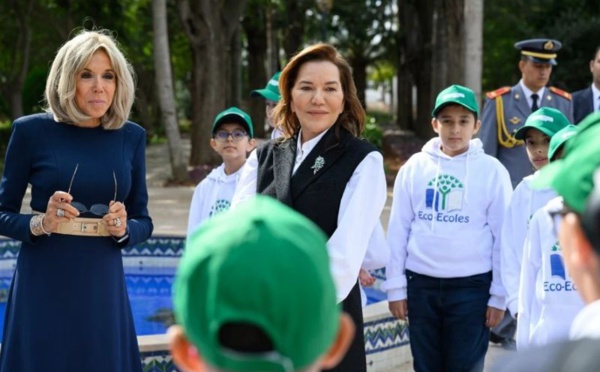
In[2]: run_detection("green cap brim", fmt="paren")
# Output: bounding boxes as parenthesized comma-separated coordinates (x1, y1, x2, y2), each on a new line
(250, 89, 280, 102)
(514, 125, 555, 140)
(432, 102, 477, 118)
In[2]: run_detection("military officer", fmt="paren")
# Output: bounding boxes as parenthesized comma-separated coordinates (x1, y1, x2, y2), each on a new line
(480, 38, 573, 188)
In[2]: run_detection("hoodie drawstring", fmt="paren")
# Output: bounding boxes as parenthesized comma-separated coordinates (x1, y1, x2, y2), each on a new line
(463, 151, 470, 207)
(431, 156, 442, 232)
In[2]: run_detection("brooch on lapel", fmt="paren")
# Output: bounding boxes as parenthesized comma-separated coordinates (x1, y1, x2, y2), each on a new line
(311, 156, 325, 174)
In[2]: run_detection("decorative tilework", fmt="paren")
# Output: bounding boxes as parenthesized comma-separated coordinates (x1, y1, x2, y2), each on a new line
(141, 351, 180, 372)
(0, 236, 186, 261)
(122, 236, 186, 257)
(0, 237, 411, 370)
(369, 267, 386, 281)
(0, 239, 21, 260)
(363, 316, 410, 355)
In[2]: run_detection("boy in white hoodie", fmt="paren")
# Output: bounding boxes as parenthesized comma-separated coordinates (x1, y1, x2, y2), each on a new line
(187, 107, 256, 236)
(517, 125, 583, 349)
(383, 85, 512, 372)
(499, 107, 571, 348)
(489, 113, 600, 372)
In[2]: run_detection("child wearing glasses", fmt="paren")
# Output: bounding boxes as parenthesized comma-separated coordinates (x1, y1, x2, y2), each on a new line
(187, 107, 256, 236)
(516, 125, 585, 349)
(500, 107, 571, 348)
(383, 85, 512, 372)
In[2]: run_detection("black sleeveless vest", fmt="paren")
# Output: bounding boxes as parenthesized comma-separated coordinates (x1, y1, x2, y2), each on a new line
(256, 126, 375, 372)
(256, 126, 376, 238)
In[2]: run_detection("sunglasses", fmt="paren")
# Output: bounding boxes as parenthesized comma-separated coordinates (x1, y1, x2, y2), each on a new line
(67, 163, 117, 216)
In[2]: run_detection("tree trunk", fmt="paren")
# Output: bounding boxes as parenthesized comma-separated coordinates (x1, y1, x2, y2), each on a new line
(230, 27, 242, 108)
(177, 0, 248, 166)
(242, 4, 268, 138)
(464, 0, 483, 110)
(349, 53, 369, 109)
(412, 0, 435, 139)
(135, 67, 158, 135)
(266, 7, 280, 74)
(8, 0, 34, 120)
(282, 0, 310, 60)
(396, 0, 417, 131)
(431, 5, 447, 97)
(152, 0, 189, 184)
(443, 0, 465, 84)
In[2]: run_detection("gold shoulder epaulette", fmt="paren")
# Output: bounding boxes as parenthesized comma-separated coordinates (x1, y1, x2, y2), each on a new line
(549, 86, 572, 101)
(486, 87, 511, 99)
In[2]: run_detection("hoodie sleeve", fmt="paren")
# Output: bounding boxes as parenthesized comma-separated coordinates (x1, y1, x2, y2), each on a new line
(361, 222, 390, 271)
(516, 209, 543, 350)
(501, 181, 531, 316)
(187, 181, 208, 238)
(487, 163, 513, 309)
(381, 162, 415, 302)
(231, 149, 258, 208)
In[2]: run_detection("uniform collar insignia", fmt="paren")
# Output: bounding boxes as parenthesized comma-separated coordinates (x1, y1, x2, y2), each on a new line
(510, 117, 521, 125)
(515, 93, 520, 100)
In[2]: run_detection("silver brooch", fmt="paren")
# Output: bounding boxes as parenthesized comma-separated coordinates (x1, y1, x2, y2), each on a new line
(311, 156, 325, 174)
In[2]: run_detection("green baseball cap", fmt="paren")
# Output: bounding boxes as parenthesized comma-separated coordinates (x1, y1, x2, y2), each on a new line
(514, 107, 570, 140)
(173, 195, 340, 371)
(534, 112, 600, 214)
(212, 106, 254, 138)
(548, 124, 578, 161)
(432, 84, 479, 117)
(250, 72, 281, 102)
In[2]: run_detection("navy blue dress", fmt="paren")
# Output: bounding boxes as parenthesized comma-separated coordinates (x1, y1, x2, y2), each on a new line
(0, 113, 153, 372)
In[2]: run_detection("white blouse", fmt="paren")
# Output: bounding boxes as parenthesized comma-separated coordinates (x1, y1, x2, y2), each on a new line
(232, 131, 387, 302)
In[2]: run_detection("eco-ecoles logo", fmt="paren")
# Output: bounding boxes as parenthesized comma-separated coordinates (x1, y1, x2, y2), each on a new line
(418, 174, 469, 223)
(544, 241, 577, 292)
(425, 174, 464, 212)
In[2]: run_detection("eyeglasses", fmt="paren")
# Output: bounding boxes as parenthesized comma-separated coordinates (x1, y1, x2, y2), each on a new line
(67, 163, 117, 216)
(213, 130, 248, 143)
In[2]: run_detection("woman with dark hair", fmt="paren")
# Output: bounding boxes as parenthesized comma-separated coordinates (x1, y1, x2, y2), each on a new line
(0, 29, 152, 371)
(233, 43, 387, 371)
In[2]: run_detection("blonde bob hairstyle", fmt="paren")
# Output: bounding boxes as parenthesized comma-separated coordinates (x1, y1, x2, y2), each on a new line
(44, 29, 135, 130)
(274, 43, 366, 139)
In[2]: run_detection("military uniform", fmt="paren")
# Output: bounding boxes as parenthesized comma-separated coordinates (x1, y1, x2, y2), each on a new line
(480, 38, 574, 188)
(480, 85, 573, 187)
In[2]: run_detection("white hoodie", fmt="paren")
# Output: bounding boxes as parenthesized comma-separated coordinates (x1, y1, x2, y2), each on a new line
(517, 197, 584, 349)
(502, 173, 557, 316)
(382, 138, 512, 309)
(187, 164, 241, 237)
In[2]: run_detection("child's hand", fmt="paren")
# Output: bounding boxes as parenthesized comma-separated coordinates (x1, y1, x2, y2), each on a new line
(359, 269, 376, 287)
(486, 306, 505, 328)
(389, 300, 408, 321)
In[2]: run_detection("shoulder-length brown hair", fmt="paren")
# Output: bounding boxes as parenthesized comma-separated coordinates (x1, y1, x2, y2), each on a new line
(44, 29, 135, 130)
(274, 43, 366, 139)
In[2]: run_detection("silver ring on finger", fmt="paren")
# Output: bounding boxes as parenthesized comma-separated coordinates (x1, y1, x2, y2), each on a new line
(114, 217, 122, 227)
(56, 208, 65, 217)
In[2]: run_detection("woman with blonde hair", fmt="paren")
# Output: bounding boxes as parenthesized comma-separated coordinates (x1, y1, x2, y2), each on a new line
(0, 29, 153, 372)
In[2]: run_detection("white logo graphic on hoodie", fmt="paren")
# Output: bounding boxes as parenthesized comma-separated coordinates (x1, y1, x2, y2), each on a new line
(426, 174, 464, 212)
